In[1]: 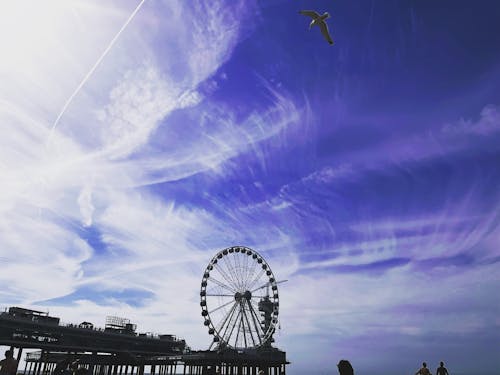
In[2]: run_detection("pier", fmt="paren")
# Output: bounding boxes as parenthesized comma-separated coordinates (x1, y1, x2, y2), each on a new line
(0, 307, 287, 375)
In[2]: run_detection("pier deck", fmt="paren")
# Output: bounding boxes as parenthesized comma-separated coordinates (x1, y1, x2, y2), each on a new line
(0, 308, 287, 375)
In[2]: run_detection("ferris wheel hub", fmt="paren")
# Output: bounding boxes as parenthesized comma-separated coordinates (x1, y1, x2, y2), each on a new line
(234, 290, 252, 301)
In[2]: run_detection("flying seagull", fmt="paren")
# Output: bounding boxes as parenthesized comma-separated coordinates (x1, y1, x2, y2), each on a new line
(299, 10, 334, 45)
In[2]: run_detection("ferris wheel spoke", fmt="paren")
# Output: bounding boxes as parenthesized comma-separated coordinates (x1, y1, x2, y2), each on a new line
(206, 294, 234, 297)
(207, 284, 227, 295)
(217, 302, 237, 336)
(208, 298, 235, 315)
(243, 254, 259, 290)
(239, 302, 248, 348)
(248, 299, 264, 331)
(246, 299, 263, 345)
(239, 254, 248, 291)
(214, 263, 239, 291)
(221, 309, 239, 345)
(232, 253, 244, 291)
(209, 275, 237, 294)
(238, 254, 248, 290)
(212, 267, 239, 292)
(216, 300, 238, 337)
(247, 301, 264, 344)
(250, 278, 275, 293)
(230, 254, 245, 291)
(242, 302, 256, 347)
(227, 253, 246, 292)
(242, 251, 251, 289)
(220, 255, 240, 290)
(224, 303, 241, 345)
(247, 268, 266, 291)
(234, 304, 244, 347)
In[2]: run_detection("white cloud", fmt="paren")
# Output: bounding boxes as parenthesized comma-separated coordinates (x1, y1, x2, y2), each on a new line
(116, 85, 301, 187)
(96, 63, 204, 160)
(279, 259, 500, 339)
(0, 0, 301, 353)
(0, 0, 257, 303)
(442, 104, 500, 135)
(301, 164, 354, 185)
(78, 183, 95, 227)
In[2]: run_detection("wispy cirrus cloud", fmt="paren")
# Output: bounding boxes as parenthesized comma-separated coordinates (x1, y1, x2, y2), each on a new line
(0, 0, 304, 351)
(442, 104, 500, 135)
(0, 0, 259, 303)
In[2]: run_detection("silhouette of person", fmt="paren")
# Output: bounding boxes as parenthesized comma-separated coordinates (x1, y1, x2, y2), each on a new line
(337, 360, 354, 375)
(416, 362, 431, 375)
(436, 362, 449, 375)
(0, 350, 18, 375)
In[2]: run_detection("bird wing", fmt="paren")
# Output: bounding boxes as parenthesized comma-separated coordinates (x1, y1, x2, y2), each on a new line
(299, 10, 320, 19)
(319, 21, 334, 45)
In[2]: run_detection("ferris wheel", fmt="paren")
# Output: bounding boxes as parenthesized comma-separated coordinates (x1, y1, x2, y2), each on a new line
(200, 246, 280, 350)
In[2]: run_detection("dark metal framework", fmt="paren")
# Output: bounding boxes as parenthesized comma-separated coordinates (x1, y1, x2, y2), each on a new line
(21, 348, 288, 375)
(200, 246, 280, 350)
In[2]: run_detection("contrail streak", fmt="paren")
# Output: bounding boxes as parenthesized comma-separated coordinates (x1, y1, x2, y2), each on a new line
(47, 0, 147, 145)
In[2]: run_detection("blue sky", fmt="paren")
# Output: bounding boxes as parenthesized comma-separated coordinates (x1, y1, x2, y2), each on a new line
(1, 1, 499, 374)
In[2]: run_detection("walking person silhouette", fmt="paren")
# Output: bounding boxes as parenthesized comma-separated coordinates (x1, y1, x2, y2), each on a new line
(436, 361, 449, 375)
(415, 362, 431, 375)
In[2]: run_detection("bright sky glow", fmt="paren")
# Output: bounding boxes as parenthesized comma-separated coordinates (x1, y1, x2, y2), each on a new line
(1, 1, 499, 375)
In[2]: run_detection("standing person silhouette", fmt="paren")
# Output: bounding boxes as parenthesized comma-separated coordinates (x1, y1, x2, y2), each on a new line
(337, 360, 354, 375)
(0, 350, 18, 375)
(415, 362, 431, 375)
(436, 361, 449, 375)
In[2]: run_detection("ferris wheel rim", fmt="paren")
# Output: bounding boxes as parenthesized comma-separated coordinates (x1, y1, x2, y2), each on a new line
(200, 245, 279, 350)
